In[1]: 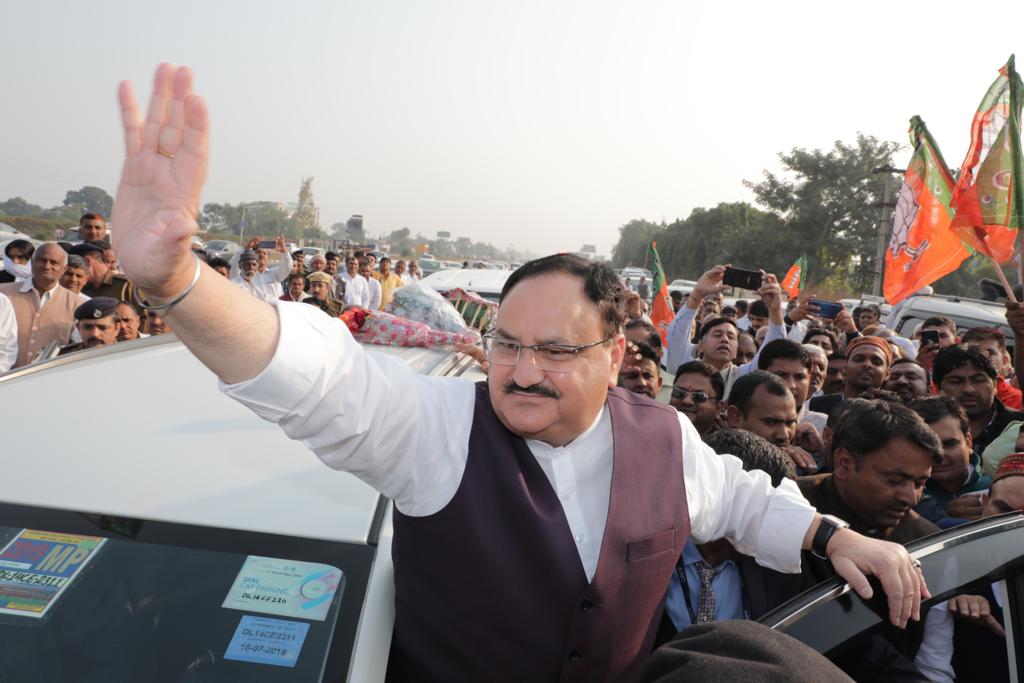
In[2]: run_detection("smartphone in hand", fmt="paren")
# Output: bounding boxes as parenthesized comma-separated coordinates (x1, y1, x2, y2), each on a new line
(921, 330, 940, 346)
(722, 267, 763, 291)
(808, 298, 843, 319)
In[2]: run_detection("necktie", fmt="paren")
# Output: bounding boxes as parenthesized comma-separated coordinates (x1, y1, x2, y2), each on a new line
(695, 560, 720, 624)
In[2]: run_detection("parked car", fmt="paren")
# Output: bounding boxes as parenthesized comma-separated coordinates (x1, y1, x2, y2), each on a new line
(418, 257, 441, 276)
(204, 239, 242, 257)
(418, 267, 512, 303)
(668, 278, 698, 296)
(0, 333, 484, 681)
(893, 294, 1013, 351)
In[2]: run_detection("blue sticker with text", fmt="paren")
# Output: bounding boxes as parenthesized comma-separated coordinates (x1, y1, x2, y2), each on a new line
(224, 615, 310, 668)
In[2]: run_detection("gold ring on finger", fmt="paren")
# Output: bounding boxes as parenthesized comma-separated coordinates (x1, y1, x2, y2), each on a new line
(157, 148, 175, 159)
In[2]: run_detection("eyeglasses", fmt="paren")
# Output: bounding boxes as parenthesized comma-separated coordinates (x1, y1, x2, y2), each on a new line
(481, 333, 611, 371)
(670, 388, 713, 403)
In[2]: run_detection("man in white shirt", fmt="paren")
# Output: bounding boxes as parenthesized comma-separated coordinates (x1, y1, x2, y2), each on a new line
(231, 247, 289, 303)
(360, 258, 382, 310)
(0, 293, 17, 372)
(666, 266, 787, 398)
(337, 255, 370, 307)
(108, 64, 927, 681)
(229, 237, 291, 302)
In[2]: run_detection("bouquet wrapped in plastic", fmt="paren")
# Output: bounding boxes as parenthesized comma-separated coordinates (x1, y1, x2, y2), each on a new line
(343, 308, 479, 348)
(387, 283, 480, 339)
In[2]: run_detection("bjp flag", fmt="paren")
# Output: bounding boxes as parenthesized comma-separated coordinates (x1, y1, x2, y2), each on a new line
(949, 55, 1024, 263)
(648, 241, 673, 348)
(884, 116, 970, 304)
(781, 256, 806, 300)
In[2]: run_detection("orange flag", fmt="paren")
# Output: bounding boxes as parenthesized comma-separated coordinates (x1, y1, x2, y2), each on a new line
(781, 256, 806, 300)
(884, 116, 969, 304)
(648, 241, 673, 348)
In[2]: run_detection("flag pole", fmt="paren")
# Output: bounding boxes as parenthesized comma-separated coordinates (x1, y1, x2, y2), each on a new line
(990, 256, 1019, 303)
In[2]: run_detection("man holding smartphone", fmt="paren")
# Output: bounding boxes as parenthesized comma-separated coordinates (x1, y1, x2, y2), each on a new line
(915, 316, 959, 372)
(666, 265, 787, 399)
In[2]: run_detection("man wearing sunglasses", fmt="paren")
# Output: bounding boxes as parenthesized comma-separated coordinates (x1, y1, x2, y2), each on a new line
(109, 64, 928, 682)
(670, 360, 725, 438)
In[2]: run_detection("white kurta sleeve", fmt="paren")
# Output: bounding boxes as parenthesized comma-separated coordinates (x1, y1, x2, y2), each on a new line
(680, 413, 815, 572)
(0, 294, 17, 372)
(220, 301, 477, 516)
(665, 304, 698, 374)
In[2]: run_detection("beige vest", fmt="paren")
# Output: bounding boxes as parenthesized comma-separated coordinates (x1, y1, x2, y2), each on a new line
(0, 282, 80, 367)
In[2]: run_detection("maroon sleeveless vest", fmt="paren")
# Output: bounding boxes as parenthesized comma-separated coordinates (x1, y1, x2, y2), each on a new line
(389, 383, 690, 682)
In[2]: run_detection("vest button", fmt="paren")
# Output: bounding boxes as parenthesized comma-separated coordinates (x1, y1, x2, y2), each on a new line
(569, 650, 584, 662)
(580, 599, 594, 612)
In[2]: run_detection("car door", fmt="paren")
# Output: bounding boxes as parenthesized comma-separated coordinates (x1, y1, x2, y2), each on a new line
(761, 513, 1024, 681)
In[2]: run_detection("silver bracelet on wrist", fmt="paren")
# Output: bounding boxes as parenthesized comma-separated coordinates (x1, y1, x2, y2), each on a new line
(132, 254, 203, 313)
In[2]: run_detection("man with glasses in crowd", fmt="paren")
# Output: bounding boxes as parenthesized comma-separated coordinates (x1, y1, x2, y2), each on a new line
(107, 64, 928, 681)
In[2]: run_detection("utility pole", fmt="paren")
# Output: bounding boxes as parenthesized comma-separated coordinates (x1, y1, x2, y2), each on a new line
(871, 166, 904, 297)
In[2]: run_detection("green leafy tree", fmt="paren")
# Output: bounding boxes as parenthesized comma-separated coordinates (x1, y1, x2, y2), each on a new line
(63, 186, 113, 216)
(0, 197, 44, 217)
(744, 134, 902, 294)
(611, 220, 663, 269)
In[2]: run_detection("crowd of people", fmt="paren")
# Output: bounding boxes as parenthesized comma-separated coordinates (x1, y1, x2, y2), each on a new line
(0, 214, 423, 372)
(610, 263, 1024, 680)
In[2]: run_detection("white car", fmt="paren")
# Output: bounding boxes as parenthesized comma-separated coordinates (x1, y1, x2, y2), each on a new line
(204, 239, 241, 257)
(418, 267, 511, 303)
(0, 332, 484, 681)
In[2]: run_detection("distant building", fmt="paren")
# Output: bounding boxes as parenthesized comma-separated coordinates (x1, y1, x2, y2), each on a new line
(347, 215, 364, 238)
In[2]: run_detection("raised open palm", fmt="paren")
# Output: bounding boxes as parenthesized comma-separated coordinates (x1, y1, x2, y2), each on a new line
(111, 64, 208, 297)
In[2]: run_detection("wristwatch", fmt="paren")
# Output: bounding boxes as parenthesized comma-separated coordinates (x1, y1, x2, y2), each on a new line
(811, 514, 850, 560)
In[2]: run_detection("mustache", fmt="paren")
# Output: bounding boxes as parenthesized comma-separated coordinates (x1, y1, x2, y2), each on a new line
(502, 380, 561, 399)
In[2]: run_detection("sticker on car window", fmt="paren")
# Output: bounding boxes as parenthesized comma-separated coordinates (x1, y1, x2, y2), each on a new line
(221, 556, 343, 622)
(224, 615, 310, 668)
(0, 529, 106, 619)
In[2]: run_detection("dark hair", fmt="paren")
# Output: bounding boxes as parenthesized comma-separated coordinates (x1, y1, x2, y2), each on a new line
(291, 250, 305, 258)
(79, 212, 105, 224)
(353, 251, 364, 258)
(721, 305, 737, 317)
(891, 357, 930, 384)
(501, 254, 624, 338)
(961, 327, 1007, 350)
(909, 394, 970, 439)
(727, 371, 792, 415)
(704, 429, 796, 486)
(326, 251, 339, 260)
(206, 255, 230, 271)
(669, 290, 684, 301)
(825, 392, 902, 431)
(748, 300, 769, 318)
(286, 271, 307, 284)
(697, 317, 738, 341)
(379, 256, 391, 265)
(624, 318, 662, 350)
(803, 327, 839, 350)
(832, 399, 942, 465)
(3, 239, 34, 258)
(859, 303, 882, 316)
(921, 315, 957, 334)
(673, 360, 725, 399)
(827, 351, 846, 363)
(757, 339, 811, 371)
(735, 300, 749, 314)
(932, 345, 998, 386)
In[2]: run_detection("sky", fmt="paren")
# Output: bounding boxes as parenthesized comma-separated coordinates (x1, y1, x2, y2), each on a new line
(4, 1, 1024, 258)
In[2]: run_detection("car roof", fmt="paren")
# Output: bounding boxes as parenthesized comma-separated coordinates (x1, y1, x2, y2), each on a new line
(0, 334, 477, 546)
(419, 267, 512, 295)
(897, 295, 1010, 332)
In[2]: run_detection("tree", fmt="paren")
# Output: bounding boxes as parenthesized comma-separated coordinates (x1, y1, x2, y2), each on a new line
(745, 134, 902, 294)
(611, 220, 663, 269)
(63, 186, 113, 217)
(0, 197, 44, 217)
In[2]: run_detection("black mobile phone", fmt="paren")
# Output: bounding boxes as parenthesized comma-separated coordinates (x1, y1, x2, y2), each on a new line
(722, 267, 763, 291)
(921, 330, 940, 346)
(809, 298, 843, 319)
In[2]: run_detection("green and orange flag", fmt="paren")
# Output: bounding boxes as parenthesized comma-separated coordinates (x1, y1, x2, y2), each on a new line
(884, 116, 970, 304)
(781, 256, 806, 300)
(949, 55, 1024, 263)
(648, 241, 673, 348)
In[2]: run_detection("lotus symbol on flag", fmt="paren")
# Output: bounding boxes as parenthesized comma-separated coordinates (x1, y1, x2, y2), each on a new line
(889, 180, 929, 271)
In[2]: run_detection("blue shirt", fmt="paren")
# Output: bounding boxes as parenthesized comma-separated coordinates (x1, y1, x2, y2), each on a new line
(665, 539, 746, 631)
